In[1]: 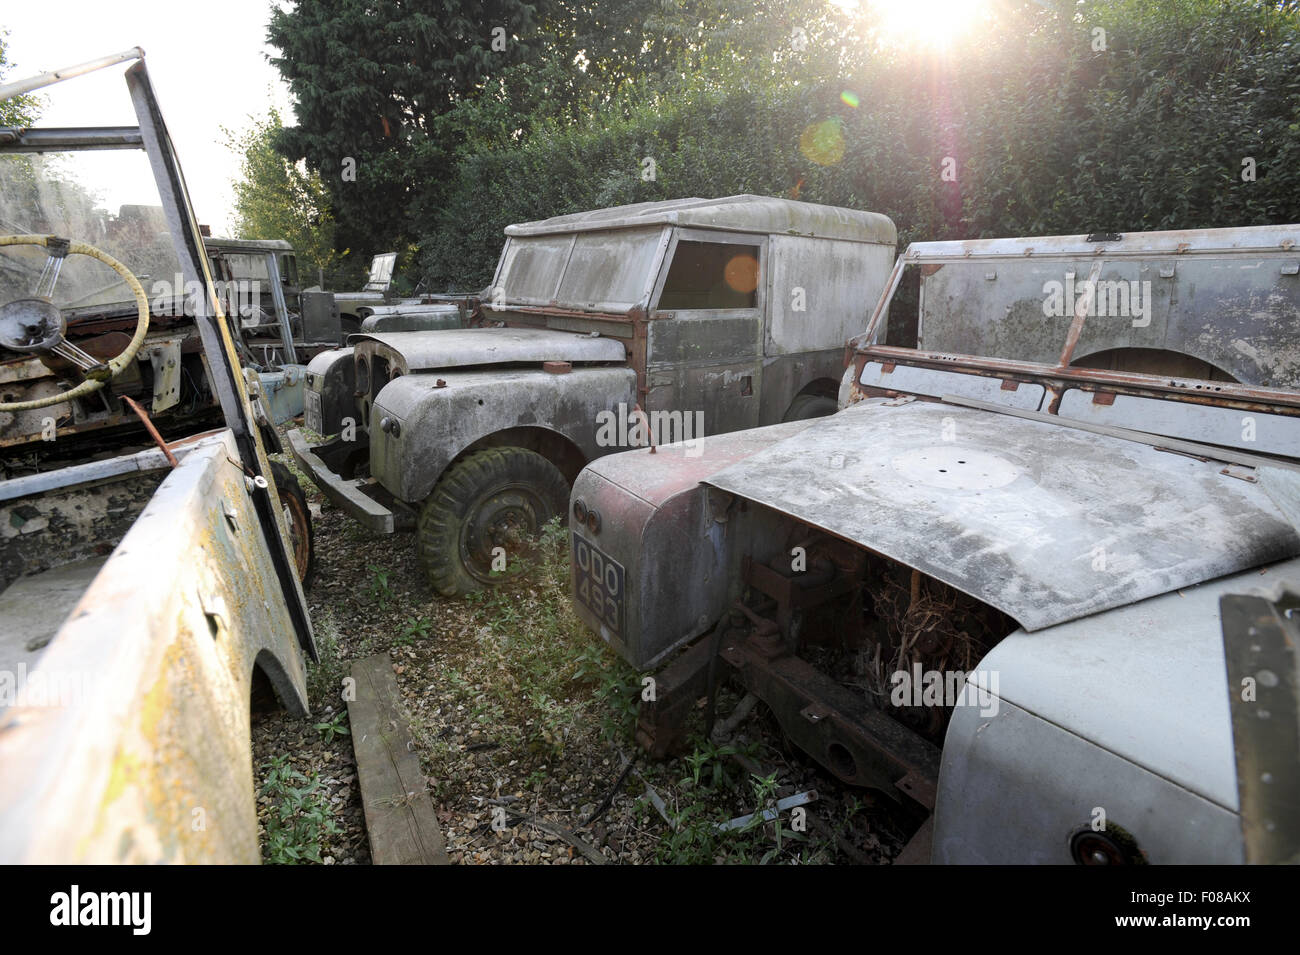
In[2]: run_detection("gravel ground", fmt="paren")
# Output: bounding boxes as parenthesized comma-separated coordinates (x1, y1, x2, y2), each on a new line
(252, 453, 919, 865)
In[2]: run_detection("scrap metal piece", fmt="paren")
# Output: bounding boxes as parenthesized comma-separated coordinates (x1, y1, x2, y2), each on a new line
(147, 338, 182, 412)
(120, 395, 178, 467)
(717, 790, 818, 832)
(1220, 590, 1300, 864)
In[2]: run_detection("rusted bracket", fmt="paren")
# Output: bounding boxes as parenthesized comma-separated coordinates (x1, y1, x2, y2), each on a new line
(742, 556, 857, 650)
(635, 636, 717, 758)
(631, 402, 657, 454)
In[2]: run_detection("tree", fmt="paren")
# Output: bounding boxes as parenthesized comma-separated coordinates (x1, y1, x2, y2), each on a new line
(0, 31, 40, 127)
(269, 0, 1300, 290)
(266, 0, 547, 255)
(265, 0, 852, 260)
(417, 0, 1300, 287)
(224, 107, 344, 288)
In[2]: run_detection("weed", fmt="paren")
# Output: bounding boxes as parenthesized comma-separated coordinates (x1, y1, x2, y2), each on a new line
(397, 615, 433, 645)
(305, 611, 347, 706)
(651, 797, 725, 864)
(259, 755, 341, 864)
(313, 710, 350, 744)
(367, 564, 395, 609)
(738, 772, 806, 863)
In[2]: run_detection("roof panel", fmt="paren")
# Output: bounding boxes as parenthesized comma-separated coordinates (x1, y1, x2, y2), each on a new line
(505, 194, 897, 245)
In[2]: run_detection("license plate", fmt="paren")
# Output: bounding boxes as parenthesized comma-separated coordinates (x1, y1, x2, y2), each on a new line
(304, 389, 322, 431)
(572, 533, 624, 636)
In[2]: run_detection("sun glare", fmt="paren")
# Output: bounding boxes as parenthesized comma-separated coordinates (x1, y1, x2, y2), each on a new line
(859, 0, 990, 49)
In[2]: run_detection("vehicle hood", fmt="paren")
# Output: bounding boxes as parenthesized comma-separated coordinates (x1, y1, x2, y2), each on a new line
(704, 398, 1300, 631)
(352, 327, 626, 372)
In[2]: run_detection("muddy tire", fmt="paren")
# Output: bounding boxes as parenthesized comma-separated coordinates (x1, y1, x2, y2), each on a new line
(417, 447, 570, 596)
(270, 461, 314, 587)
(782, 393, 839, 421)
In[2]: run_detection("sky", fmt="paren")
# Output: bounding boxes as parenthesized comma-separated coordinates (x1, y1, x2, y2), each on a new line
(3, 0, 294, 234)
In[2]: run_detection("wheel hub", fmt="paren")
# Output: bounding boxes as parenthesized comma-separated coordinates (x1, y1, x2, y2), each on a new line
(463, 486, 545, 581)
(0, 298, 64, 351)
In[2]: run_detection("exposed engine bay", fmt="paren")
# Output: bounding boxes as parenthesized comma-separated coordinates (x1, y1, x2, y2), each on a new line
(752, 531, 1015, 744)
(692, 510, 1016, 802)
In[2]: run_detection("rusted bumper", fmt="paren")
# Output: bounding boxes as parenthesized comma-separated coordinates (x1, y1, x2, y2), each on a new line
(287, 428, 396, 534)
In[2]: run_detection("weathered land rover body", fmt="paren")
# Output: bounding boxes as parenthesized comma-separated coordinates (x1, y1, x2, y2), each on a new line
(570, 224, 1300, 863)
(292, 195, 897, 594)
(0, 51, 315, 862)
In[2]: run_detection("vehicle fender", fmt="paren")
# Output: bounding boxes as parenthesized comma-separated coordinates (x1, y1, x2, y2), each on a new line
(930, 557, 1300, 863)
(303, 347, 355, 436)
(935, 698, 1244, 863)
(0, 431, 310, 863)
(570, 418, 823, 669)
(369, 366, 637, 503)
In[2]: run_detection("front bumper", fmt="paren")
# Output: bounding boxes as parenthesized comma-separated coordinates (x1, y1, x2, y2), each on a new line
(287, 428, 397, 534)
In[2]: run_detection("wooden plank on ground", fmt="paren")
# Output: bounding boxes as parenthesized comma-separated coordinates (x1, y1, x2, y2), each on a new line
(347, 652, 450, 865)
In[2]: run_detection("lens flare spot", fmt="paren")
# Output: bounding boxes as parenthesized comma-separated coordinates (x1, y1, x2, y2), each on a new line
(799, 119, 845, 167)
(724, 254, 759, 294)
(840, 90, 860, 108)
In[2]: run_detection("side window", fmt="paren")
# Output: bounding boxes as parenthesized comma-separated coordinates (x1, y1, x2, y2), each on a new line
(227, 253, 270, 282)
(657, 241, 760, 310)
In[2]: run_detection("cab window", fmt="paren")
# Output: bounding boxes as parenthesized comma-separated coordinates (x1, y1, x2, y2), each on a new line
(657, 241, 760, 310)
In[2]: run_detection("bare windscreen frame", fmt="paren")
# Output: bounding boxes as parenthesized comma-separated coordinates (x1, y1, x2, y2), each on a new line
(860, 236, 1300, 398)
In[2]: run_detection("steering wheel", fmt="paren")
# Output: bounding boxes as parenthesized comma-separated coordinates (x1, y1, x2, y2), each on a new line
(0, 234, 151, 412)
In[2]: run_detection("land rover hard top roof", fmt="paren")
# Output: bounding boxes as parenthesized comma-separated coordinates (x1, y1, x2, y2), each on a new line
(504, 194, 897, 245)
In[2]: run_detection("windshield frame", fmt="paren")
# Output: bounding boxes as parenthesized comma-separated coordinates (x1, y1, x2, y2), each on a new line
(854, 230, 1300, 410)
(0, 50, 315, 656)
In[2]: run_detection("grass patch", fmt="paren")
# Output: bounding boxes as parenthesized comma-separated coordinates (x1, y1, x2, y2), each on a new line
(454, 519, 640, 758)
(394, 516, 889, 864)
(305, 610, 348, 706)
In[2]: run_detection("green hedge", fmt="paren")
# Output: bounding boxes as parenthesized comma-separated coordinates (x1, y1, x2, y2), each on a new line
(418, 1, 1300, 290)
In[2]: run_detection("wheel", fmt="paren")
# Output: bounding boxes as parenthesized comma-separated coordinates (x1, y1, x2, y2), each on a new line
(417, 447, 569, 596)
(270, 461, 314, 587)
(782, 393, 839, 422)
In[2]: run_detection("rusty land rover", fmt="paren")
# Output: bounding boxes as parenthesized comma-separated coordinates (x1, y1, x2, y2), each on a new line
(291, 195, 897, 594)
(569, 224, 1300, 864)
(0, 50, 315, 863)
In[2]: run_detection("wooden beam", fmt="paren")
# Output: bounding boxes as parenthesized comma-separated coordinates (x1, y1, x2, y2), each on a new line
(347, 652, 450, 865)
